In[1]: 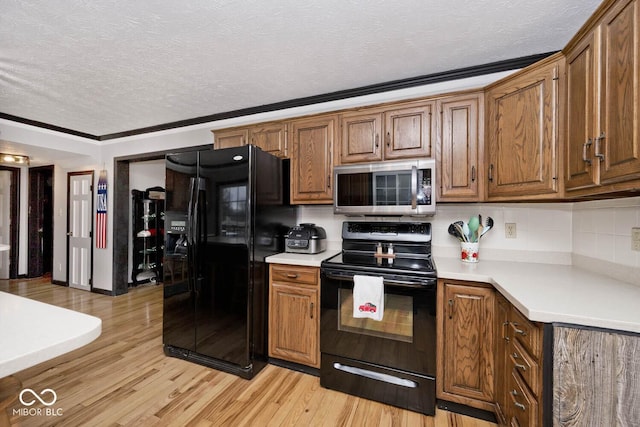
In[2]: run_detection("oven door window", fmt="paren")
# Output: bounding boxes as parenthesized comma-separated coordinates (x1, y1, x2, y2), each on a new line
(338, 288, 413, 343)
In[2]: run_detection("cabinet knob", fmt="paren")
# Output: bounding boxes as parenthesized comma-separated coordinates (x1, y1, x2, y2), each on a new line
(514, 363, 527, 371)
(514, 402, 526, 411)
(488, 164, 494, 182)
(448, 299, 454, 319)
(286, 273, 298, 279)
(310, 302, 314, 319)
(471, 166, 476, 182)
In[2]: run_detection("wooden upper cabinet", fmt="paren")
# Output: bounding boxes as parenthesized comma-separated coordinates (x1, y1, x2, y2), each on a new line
(339, 101, 434, 164)
(251, 122, 288, 158)
(290, 115, 336, 204)
(212, 128, 248, 149)
(485, 54, 564, 199)
(566, 0, 640, 193)
(565, 29, 599, 190)
(340, 110, 383, 163)
(384, 103, 434, 160)
(599, 0, 640, 185)
(437, 93, 484, 201)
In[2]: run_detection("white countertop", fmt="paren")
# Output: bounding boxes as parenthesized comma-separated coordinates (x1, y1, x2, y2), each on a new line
(265, 250, 341, 267)
(435, 257, 640, 334)
(0, 291, 102, 377)
(266, 250, 640, 334)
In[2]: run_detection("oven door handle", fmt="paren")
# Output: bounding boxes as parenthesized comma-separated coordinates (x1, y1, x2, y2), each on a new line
(333, 363, 417, 388)
(322, 271, 435, 288)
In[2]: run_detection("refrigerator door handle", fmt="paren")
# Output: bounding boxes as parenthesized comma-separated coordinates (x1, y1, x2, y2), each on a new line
(187, 177, 198, 291)
(191, 177, 207, 293)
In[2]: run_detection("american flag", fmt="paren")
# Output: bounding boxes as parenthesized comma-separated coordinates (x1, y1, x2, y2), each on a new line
(96, 170, 108, 248)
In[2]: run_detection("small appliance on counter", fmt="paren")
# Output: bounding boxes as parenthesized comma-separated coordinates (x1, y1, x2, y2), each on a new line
(285, 223, 327, 254)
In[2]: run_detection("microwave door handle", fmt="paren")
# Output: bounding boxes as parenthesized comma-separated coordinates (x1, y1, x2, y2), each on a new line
(411, 165, 418, 209)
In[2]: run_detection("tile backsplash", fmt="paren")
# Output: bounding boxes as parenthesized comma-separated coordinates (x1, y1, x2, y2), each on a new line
(297, 196, 640, 271)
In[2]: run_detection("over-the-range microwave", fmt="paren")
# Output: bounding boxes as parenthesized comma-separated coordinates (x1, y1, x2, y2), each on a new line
(333, 158, 435, 216)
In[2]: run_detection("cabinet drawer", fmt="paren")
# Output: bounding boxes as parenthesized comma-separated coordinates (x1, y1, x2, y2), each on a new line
(270, 264, 319, 286)
(508, 369, 538, 427)
(508, 340, 539, 396)
(509, 307, 542, 358)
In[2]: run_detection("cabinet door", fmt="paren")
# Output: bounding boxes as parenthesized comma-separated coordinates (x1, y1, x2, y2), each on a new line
(437, 280, 495, 409)
(494, 293, 512, 425)
(565, 30, 599, 190)
(269, 283, 319, 367)
(213, 128, 249, 149)
(340, 111, 383, 163)
(438, 94, 483, 201)
(486, 58, 562, 198)
(251, 122, 287, 158)
(599, 0, 640, 184)
(384, 103, 434, 160)
(290, 116, 336, 204)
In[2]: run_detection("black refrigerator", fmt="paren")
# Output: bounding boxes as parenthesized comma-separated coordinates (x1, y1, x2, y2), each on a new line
(162, 145, 296, 379)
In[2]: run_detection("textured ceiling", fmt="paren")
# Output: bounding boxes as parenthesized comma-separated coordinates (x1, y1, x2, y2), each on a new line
(0, 0, 602, 139)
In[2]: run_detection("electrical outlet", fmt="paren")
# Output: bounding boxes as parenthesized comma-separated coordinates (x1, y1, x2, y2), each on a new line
(505, 223, 517, 239)
(632, 227, 640, 251)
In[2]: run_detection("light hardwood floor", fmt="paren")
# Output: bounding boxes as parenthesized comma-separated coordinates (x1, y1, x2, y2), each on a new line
(1, 278, 497, 427)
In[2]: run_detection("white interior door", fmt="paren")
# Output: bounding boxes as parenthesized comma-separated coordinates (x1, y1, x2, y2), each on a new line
(0, 171, 10, 279)
(68, 173, 93, 290)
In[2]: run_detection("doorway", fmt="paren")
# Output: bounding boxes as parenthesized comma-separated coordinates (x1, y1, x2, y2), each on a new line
(67, 171, 93, 290)
(0, 167, 19, 279)
(28, 166, 54, 278)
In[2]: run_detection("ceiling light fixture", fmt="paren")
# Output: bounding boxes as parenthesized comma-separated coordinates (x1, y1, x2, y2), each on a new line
(0, 153, 30, 165)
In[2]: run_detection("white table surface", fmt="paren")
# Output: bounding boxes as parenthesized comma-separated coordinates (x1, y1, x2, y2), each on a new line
(0, 291, 102, 378)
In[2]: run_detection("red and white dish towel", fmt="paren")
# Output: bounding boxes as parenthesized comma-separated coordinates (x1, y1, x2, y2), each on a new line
(353, 275, 384, 321)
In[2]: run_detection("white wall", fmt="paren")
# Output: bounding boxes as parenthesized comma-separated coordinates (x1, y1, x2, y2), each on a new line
(298, 203, 574, 265)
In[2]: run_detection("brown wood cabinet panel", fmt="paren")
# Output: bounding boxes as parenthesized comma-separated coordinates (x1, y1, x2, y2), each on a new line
(213, 128, 248, 149)
(494, 293, 511, 425)
(269, 283, 319, 367)
(508, 368, 538, 427)
(437, 279, 495, 411)
(565, 30, 599, 190)
(251, 122, 287, 158)
(383, 103, 434, 160)
(340, 110, 383, 163)
(565, 0, 640, 194)
(270, 264, 318, 286)
(599, 0, 640, 184)
(438, 94, 483, 201)
(290, 115, 336, 204)
(268, 264, 320, 368)
(486, 56, 563, 199)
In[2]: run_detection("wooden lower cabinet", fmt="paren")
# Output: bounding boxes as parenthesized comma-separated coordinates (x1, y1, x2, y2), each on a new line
(436, 279, 496, 412)
(494, 293, 511, 424)
(498, 300, 544, 427)
(268, 264, 320, 368)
